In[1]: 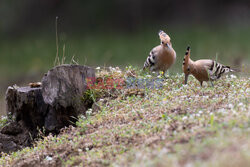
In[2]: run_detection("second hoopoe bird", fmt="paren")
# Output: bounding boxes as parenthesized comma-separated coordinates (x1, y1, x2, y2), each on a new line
(182, 46, 236, 86)
(143, 30, 176, 78)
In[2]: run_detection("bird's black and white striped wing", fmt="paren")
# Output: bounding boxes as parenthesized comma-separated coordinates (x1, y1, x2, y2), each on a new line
(143, 50, 156, 70)
(208, 61, 233, 80)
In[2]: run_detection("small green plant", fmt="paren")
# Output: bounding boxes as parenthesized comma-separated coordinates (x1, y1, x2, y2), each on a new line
(209, 114, 214, 127)
(54, 16, 60, 66)
(53, 16, 78, 66)
(0, 116, 8, 129)
(81, 89, 103, 103)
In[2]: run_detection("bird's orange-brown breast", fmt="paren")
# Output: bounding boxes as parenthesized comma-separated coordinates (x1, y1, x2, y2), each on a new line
(157, 46, 176, 71)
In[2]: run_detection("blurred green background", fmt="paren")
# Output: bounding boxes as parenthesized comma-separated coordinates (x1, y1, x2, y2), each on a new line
(0, 0, 250, 115)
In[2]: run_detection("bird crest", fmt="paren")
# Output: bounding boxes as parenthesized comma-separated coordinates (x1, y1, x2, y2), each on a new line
(158, 30, 171, 44)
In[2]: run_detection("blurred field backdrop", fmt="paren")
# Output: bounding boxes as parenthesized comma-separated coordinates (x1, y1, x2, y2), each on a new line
(0, 0, 249, 115)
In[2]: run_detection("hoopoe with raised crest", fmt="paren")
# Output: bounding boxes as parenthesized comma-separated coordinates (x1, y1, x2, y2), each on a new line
(182, 46, 236, 86)
(143, 30, 176, 78)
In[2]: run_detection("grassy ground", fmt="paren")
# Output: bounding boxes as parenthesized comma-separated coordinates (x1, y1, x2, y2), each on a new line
(0, 67, 249, 167)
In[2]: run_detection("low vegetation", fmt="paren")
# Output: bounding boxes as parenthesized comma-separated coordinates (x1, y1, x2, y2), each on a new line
(0, 116, 8, 129)
(0, 66, 249, 167)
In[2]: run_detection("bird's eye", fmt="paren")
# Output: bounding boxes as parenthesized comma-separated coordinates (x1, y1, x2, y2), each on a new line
(161, 42, 164, 44)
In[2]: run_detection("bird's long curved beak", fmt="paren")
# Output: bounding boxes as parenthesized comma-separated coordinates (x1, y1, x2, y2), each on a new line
(166, 43, 170, 48)
(184, 74, 189, 84)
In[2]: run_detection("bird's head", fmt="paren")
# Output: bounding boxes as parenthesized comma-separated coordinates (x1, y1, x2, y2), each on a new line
(159, 30, 171, 48)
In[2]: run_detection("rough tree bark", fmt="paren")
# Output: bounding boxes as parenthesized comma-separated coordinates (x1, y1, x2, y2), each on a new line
(42, 64, 95, 132)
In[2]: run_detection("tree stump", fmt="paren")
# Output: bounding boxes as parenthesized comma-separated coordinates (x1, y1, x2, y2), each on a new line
(6, 86, 48, 130)
(41, 64, 95, 132)
(1, 65, 95, 153)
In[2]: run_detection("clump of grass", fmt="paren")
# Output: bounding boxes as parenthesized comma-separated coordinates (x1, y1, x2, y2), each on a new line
(0, 115, 8, 129)
(53, 16, 78, 67)
(82, 89, 103, 103)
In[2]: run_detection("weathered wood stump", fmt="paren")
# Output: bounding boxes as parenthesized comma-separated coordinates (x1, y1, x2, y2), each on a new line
(1, 65, 95, 153)
(6, 86, 48, 130)
(42, 64, 95, 132)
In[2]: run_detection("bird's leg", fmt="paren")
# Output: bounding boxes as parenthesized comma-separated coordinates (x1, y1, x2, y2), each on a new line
(210, 81, 214, 87)
(163, 70, 168, 79)
(200, 81, 203, 87)
(184, 74, 189, 84)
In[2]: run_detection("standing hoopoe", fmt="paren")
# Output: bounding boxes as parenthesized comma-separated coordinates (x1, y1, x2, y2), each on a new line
(143, 30, 176, 78)
(182, 46, 236, 86)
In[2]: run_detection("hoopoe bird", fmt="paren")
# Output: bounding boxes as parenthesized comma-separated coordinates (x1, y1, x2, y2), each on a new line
(182, 46, 235, 86)
(143, 30, 176, 78)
